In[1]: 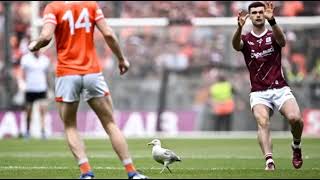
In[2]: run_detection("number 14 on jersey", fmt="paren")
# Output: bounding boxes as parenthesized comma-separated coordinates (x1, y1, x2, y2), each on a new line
(62, 8, 92, 35)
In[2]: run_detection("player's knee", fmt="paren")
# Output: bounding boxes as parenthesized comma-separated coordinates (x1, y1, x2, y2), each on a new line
(286, 113, 302, 124)
(256, 115, 270, 128)
(254, 113, 269, 126)
(257, 120, 270, 129)
(63, 119, 77, 128)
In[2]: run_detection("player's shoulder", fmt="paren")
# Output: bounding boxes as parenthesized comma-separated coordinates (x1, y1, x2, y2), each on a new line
(82, 1, 99, 6)
(46, 1, 64, 8)
(69, 1, 98, 8)
(43, 1, 65, 13)
(47, 1, 97, 8)
(241, 31, 251, 40)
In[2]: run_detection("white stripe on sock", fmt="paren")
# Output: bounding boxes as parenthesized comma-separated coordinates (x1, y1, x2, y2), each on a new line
(265, 153, 272, 158)
(292, 142, 301, 149)
(122, 158, 133, 166)
(78, 158, 89, 165)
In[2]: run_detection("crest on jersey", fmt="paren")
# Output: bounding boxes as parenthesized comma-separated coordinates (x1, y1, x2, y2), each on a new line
(266, 37, 271, 43)
(266, 37, 272, 45)
(257, 38, 263, 46)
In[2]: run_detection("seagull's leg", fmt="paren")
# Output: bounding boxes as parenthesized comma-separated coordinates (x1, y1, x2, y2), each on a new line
(166, 166, 172, 173)
(160, 166, 166, 174)
(164, 161, 172, 173)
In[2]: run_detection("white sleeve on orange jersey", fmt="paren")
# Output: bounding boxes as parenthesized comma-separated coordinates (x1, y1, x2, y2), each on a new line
(94, 2, 105, 22)
(43, 3, 57, 25)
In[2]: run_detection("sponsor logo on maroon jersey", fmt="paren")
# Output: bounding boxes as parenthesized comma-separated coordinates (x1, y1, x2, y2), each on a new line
(250, 46, 275, 59)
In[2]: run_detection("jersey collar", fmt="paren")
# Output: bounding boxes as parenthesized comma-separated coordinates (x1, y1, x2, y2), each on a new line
(250, 29, 268, 38)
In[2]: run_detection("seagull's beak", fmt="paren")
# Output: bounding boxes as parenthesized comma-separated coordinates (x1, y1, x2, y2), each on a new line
(147, 142, 153, 146)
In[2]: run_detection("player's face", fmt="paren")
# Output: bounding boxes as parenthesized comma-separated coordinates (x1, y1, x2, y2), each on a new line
(249, 6, 266, 27)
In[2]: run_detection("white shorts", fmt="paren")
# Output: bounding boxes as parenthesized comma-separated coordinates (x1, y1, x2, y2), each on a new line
(55, 72, 110, 102)
(249, 86, 296, 111)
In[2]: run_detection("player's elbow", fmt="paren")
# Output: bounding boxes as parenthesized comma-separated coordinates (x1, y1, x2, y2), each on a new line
(232, 39, 242, 51)
(232, 43, 241, 51)
(278, 40, 286, 47)
(103, 31, 114, 39)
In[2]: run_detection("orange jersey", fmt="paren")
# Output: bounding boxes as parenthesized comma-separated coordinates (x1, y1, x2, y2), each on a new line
(43, 1, 105, 77)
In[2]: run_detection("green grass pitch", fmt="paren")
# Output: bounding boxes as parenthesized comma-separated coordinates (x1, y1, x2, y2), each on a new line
(0, 137, 319, 179)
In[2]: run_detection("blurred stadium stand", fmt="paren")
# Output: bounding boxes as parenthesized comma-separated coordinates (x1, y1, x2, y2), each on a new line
(0, 1, 320, 137)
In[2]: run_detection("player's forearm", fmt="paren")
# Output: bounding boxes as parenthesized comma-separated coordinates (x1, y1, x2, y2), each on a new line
(35, 37, 51, 50)
(103, 32, 125, 61)
(268, 18, 286, 47)
(232, 26, 243, 51)
(29, 23, 56, 52)
(29, 36, 52, 52)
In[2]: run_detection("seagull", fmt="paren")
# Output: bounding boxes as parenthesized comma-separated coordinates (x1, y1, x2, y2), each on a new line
(147, 139, 181, 173)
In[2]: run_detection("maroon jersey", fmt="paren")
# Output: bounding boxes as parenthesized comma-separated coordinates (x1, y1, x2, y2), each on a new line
(241, 29, 288, 92)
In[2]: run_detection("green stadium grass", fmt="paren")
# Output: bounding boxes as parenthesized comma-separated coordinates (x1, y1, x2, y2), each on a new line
(0, 138, 319, 179)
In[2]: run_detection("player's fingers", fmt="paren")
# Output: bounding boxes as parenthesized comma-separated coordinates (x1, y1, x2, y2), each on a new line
(269, 1, 273, 9)
(28, 41, 37, 51)
(270, 2, 274, 10)
(119, 65, 128, 75)
(265, 1, 269, 9)
(123, 68, 128, 75)
(119, 65, 123, 74)
(240, 10, 247, 17)
(123, 66, 128, 73)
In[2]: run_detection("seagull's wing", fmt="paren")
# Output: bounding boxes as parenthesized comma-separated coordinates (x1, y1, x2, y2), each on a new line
(163, 149, 181, 162)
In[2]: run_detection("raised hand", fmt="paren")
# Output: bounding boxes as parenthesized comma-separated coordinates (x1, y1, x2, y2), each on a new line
(237, 10, 249, 27)
(264, 1, 275, 20)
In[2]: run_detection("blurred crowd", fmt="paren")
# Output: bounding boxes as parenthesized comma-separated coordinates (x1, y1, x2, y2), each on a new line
(104, 1, 320, 18)
(0, 1, 320, 110)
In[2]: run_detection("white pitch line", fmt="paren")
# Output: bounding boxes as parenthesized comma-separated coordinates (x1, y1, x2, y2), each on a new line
(0, 152, 317, 159)
(0, 166, 319, 171)
(0, 154, 299, 159)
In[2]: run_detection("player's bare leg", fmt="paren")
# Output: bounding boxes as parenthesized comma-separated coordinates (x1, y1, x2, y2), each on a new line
(252, 104, 275, 170)
(280, 98, 304, 169)
(87, 96, 147, 179)
(25, 102, 33, 139)
(39, 101, 48, 139)
(57, 102, 93, 178)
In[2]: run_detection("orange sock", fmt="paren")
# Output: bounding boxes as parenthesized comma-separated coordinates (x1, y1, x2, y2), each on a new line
(79, 162, 92, 174)
(125, 163, 136, 173)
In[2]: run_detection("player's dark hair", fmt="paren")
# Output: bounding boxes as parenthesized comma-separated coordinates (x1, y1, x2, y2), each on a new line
(248, 1, 266, 13)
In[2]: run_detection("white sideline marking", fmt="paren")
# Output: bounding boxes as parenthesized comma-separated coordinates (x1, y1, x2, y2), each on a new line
(0, 166, 319, 171)
(0, 152, 317, 159)
(0, 153, 307, 159)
